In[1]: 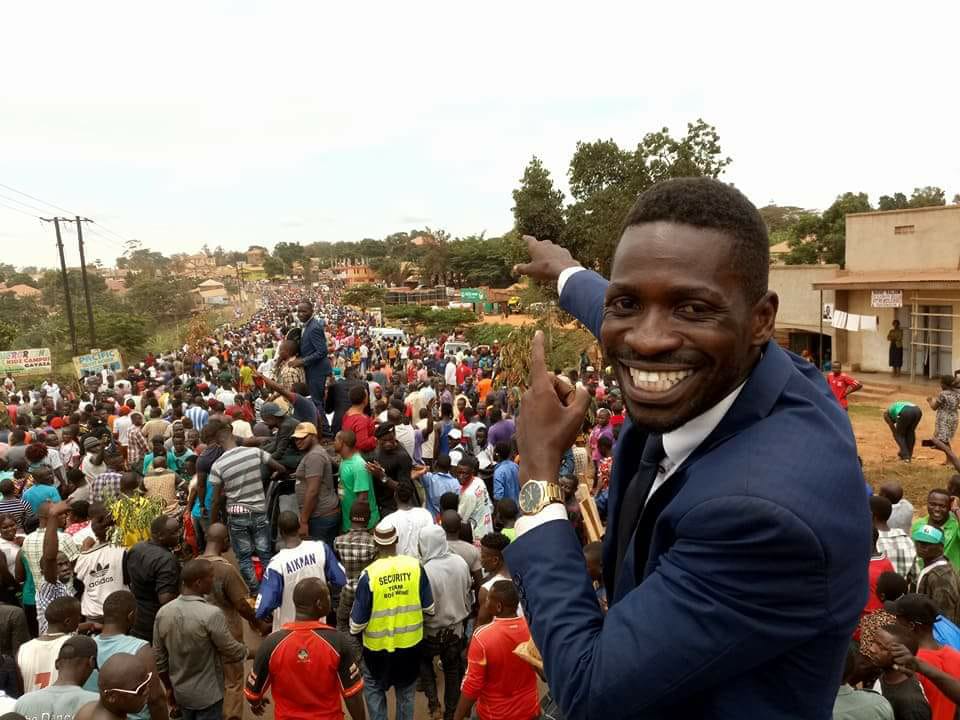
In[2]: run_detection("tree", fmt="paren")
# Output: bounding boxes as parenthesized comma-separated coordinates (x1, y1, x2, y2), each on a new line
(758, 205, 806, 234)
(512, 156, 566, 241)
(124, 249, 169, 279)
(0, 320, 18, 351)
(878, 192, 909, 211)
(369, 257, 406, 287)
(447, 234, 523, 288)
(783, 193, 872, 267)
(559, 119, 731, 275)
(4, 272, 38, 288)
(878, 187, 946, 210)
(341, 284, 385, 311)
(125, 276, 195, 321)
(39, 269, 108, 309)
(273, 242, 305, 271)
(953, 193, 960, 205)
(263, 256, 285, 278)
(908, 186, 946, 208)
(416, 228, 451, 286)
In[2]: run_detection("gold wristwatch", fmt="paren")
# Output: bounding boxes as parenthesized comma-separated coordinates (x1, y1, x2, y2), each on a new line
(519, 480, 565, 515)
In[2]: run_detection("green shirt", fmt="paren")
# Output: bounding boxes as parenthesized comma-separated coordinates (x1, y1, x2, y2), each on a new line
(339, 453, 379, 532)
(888, 401, 916, 421)
(913, 513, 960, 569)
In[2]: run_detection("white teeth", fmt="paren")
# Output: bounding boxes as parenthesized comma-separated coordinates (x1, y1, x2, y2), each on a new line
(627, 367, 693, 392)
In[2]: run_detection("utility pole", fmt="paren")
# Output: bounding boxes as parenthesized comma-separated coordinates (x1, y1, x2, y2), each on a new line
(41, 217, 79, 356)
(235, 262, 245, 304)
(75, 216, 96, 348)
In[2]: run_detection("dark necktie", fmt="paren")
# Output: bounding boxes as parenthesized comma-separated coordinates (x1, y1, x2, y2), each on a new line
(615, 433, 665, 578)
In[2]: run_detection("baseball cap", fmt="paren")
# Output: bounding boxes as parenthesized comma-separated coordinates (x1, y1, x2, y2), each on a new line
(374, 423, 396, 439)
(83, 437, 101, 451)
(912, 524, 945, 544)
(885, 593, 939, 625)
(373, 519, 398, 546)
(58, 635, 98, 662)
(260, 402, 286, 418)
(226, 406, 244, 418)
(292, 422, 317, 439)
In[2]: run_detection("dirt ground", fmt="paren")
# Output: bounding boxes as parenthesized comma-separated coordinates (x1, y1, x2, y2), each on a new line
(849, 390, 953, 511)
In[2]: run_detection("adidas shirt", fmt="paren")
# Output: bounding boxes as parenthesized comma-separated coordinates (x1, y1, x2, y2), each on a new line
(74, 543, 128, 618)
(255, 540, 346, 632)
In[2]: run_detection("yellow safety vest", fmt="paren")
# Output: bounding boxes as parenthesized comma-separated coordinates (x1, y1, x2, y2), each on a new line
(363, 555, 424, 652)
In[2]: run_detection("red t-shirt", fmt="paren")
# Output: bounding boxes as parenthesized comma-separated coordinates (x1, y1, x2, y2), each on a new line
(864, 555, 895, 614)
(462, 616, 540, 720)
(917, 645, 960, 720)
(827, 373, 859, 409)
(245, 621, 362, 720)
(342, 413, 376, 452)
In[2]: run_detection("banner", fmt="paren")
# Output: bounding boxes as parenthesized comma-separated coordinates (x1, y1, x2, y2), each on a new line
(871, 290, 903, 308)
(0, 348, 52, 376)
(73, 349, 123, 378)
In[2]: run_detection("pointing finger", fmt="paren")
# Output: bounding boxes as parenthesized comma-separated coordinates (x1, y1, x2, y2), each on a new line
(530, 330, 550, 392)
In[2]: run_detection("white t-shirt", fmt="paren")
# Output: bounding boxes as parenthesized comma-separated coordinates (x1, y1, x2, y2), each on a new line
(113, 415, 133, 446)
(74, 543, 127, 618)
(256, 540, 342, 632)
(458, 477, 494, 541)
(387, 507, 436, 559)
(445, 362, 457, 386)
(17, 634, 72, 692)
(231, 419, 253, 439)
(0, 538, 19, 575)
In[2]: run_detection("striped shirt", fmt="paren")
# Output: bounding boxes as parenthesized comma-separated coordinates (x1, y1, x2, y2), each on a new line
(185, 406, 209, 432)
(0, 495, 33, 529)
(208, 447, 269, 513)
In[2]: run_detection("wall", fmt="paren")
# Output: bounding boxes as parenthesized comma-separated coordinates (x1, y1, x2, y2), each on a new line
(846, 206, 960, 272)
(839, 290, 960, 374)
(769, 264, 838, 333)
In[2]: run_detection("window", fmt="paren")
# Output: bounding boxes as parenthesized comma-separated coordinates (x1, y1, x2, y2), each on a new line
(894, 225, 915, 235)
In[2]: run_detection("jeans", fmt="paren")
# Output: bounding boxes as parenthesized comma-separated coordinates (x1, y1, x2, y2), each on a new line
(227, 511, 272, 591)
(419, 629, 464, 720)
(182, 700, 223, 720)
(363, 665, 415, 720)
(308, 514, 340, 546)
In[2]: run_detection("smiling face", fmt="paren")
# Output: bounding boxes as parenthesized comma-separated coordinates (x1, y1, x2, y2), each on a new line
(0, 516, 16, 541)
(928, 491, 950, 526)
(600, 222, 777, 432)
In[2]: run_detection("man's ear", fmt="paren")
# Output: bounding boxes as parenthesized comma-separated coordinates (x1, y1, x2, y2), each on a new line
(751, 291, 779, 347)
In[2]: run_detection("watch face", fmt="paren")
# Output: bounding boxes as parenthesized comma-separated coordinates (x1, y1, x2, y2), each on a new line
(519, 481, 544, 514)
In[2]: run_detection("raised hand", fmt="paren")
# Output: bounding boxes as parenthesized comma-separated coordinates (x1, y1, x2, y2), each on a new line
(513, 235, 581, 284)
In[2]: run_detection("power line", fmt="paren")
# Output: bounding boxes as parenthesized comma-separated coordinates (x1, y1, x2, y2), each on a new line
(0, 192, 51, 216)
(0, 182, 76, 217)
(0, 200, 41, 219)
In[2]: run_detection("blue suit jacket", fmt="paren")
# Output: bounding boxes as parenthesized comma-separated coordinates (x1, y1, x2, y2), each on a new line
(299, 316, 332, 376)
(505, 269, 870, 720)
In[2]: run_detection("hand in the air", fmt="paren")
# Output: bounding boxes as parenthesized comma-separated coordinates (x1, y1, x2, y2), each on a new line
(513, 235, 581, 284)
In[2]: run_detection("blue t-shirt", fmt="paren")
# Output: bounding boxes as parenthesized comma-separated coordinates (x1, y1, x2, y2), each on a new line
(84, 634, 151, 720)
(22, 484, 61, 514)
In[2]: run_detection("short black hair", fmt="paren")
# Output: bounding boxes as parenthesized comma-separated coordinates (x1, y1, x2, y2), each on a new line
(621, 177, 769, 303)
(439, 492, 460, 512)
(481, 532, 510, 555)
(869, 495, 892, 522)
(877, 571, 907, 602)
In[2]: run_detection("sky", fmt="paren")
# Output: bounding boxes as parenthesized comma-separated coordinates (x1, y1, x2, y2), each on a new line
(1, 1, 958, 269)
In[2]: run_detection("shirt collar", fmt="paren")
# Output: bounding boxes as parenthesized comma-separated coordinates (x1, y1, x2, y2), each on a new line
(661, 381, 746, 473)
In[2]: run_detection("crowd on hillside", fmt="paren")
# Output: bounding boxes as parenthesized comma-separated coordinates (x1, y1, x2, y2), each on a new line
(1, 280, 960, 720)
(0, 283, 620, 720)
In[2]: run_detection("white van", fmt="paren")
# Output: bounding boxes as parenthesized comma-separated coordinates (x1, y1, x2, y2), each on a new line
(370, 327, 406, 342)
(443, 341, 471, 357)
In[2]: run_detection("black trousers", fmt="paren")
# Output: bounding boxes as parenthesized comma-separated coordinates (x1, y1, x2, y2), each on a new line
(418, 628, 464, 720)
(894, 405, 923, 459)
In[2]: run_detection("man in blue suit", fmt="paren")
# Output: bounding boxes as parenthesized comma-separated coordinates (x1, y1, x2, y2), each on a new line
(290, 300, 332, 435)
(507, 178, 870, 719)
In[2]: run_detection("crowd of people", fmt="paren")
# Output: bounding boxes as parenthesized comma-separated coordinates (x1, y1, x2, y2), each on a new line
(0, 283, 618, 720)
(2, 268, 960, 720)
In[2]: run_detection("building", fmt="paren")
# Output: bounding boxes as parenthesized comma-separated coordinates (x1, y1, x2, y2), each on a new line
(768, 265, 838, 364)
(811, 204, 960, 378)
(332, 258, 378, 287)
(180, 253, 217, 277)
(246, 246, 268, 266)
(0, 283, 42, 300)
(191, 279, 231, 306)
